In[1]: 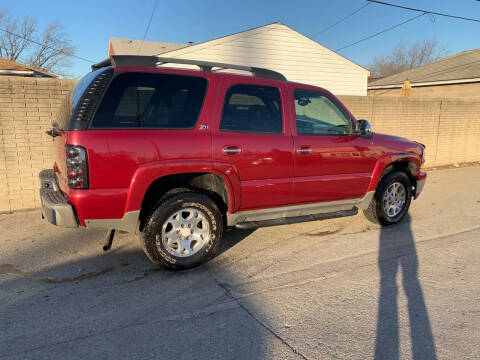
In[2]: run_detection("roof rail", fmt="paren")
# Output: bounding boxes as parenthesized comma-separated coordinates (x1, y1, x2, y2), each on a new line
(92, 55, 287, 82)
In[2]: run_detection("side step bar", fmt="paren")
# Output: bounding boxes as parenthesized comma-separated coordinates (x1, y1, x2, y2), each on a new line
(234, 208, 358, 229)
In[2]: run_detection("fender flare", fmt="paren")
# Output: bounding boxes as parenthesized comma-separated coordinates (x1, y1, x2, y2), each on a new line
(367, 153, 422, 193)
(123, 160, 241, 213)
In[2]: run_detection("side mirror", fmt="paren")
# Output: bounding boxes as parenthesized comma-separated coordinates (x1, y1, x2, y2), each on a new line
(356, 119, 372, 136)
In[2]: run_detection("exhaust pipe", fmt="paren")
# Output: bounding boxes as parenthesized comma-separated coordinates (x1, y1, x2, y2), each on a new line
(103, 229, 116, 251)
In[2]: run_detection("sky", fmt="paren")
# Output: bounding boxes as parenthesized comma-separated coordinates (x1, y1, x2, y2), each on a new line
(2, 0, 480, 78)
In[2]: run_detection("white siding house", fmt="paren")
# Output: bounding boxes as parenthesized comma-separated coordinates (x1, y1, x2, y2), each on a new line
(159, 23, 369, 96)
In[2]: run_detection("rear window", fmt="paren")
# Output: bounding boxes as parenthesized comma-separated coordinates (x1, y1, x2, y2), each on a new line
(72, 68, 104, 108)
(91, 73, 207, 128)
(54, 68, 105, 130)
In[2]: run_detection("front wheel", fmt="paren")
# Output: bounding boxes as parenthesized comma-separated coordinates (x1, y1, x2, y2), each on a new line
(363, 171, 412, 225)
(140, 191, 223, 269)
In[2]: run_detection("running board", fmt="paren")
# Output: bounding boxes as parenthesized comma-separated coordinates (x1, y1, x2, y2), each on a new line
(234, 208, 358, 229)
(227, 191, 374, 227)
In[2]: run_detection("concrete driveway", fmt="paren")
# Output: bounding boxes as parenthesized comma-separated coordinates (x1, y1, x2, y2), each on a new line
(1, 167, 479, 360)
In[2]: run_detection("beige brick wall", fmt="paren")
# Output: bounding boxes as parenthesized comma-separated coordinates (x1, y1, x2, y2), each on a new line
(339, 96, 480, 167)
(0, 76, 479, 213)
(367, 82, 480, 100)
(0, 76, 76, 213)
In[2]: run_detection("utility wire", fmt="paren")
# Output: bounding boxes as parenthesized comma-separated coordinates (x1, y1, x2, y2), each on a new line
(0, 26, 96, 63)
(335, 12, 426, 51)
(137, 0, 159, 55)
(312, 2, 371, 38)
(368, 0, 480, 23)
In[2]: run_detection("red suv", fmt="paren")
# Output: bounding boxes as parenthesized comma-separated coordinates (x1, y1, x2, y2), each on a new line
(40, 56, 426, 269)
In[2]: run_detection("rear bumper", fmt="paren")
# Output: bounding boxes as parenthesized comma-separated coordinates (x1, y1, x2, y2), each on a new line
(39, 169, 78, 228)
(414, 170, 427, 199)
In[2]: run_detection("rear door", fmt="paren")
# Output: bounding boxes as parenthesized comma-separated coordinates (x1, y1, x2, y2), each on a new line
(290, 85, 376, 204)
(213, 78, 293, 211)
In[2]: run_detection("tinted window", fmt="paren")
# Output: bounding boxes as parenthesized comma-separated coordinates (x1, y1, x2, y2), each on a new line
(54, 68, 107, 130)
(294, 89, 351, 135)
(220, 84, 282, 134)
(72, 68, 106, 109)
(92, 73, 207, 128)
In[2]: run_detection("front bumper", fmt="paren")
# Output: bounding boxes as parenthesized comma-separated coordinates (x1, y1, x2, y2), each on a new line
(414, 170, 427, 199)
(39, 169, 78, 228)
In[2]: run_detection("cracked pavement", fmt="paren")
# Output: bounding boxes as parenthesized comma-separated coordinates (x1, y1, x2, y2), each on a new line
(1, 167, 479, 359)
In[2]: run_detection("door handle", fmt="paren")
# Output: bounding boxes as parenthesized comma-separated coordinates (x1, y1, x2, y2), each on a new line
(223, 146, 242, 154)
(297, 146, 313, 154)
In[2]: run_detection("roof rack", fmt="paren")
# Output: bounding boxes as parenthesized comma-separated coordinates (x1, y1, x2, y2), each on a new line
(92, 55, 287, 82)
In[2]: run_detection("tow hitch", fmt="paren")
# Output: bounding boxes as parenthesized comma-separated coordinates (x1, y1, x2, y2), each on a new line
(103, 229, 116, 251)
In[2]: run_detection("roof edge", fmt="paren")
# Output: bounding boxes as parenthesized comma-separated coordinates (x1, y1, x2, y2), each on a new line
(159, 22, 284, 54)
(278, 23, 370, 74)
(368, 77, 480, 89)
(368, 49, 480, 87)
(159, 22, 369, 75)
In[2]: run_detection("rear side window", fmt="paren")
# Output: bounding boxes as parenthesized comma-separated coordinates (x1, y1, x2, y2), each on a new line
(91, 73, 207, 128)
(220, 84, 282, 134)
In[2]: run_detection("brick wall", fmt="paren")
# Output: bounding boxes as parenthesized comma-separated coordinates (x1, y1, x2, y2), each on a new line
(0, 76, 76, 213)
(0, 76, 479, 213)
(367, 82, 480, 100)
(339, 96, 480, 167)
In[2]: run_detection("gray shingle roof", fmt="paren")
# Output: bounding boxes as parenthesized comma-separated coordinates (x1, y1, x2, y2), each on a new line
(368, 49, 480, 87)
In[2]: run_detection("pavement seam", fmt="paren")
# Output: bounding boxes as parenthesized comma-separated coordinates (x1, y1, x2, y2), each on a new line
(205, 265, 310, 360)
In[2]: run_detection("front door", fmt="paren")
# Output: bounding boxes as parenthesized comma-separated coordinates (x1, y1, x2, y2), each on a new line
(213, 79, 293, 211)
(291, 86, 376, 204)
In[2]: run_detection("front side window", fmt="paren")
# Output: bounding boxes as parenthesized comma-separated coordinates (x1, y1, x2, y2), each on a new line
(220, 84, 282, 134)
(294, 89, 352, 135)
(91, 73, 207, 128)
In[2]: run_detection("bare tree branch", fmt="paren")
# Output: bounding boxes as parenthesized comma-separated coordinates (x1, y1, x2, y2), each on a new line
(0, 10, 4, 58)
(0, 10, 76, 77)
(368, 38, 448, 78)
(0, 13, 36, 62)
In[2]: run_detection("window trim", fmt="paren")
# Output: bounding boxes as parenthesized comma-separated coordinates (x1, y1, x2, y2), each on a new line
(293, 88, 354, 137)
(87, 71, 209, 130)
(219, 83, 284, 135)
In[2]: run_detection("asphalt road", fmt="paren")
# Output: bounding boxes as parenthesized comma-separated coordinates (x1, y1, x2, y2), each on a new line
(1, 167, 479, 360)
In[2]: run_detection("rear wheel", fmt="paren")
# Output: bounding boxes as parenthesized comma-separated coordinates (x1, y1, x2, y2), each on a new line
(140, 191, 223, 269)
(363, 171, 412, 225)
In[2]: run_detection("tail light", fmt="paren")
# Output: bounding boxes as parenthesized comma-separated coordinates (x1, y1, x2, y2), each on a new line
(66, 145, 89, 189)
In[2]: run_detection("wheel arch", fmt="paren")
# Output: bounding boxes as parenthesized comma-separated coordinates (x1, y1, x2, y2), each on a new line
(368, 154, 421, 193)
(132, 170, 235, 232)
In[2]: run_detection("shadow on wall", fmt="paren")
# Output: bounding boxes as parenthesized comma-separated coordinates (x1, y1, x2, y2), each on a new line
(375, 215, 437, 360)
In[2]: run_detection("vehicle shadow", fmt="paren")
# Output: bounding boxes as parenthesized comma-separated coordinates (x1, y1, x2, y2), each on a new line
(216, 227, 255, 257)
(375, 214, 437, 360)
(0, 213, 265, 360)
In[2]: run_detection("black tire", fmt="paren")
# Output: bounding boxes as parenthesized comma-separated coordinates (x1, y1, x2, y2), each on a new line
(363, 171, 412, 225)
(140, 191, 223, 269)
